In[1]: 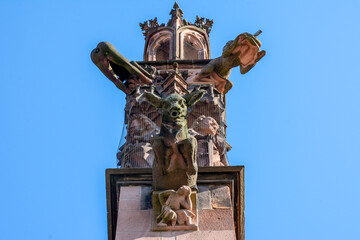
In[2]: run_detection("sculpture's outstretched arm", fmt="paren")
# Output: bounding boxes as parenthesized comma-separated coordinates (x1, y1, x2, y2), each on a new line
(91, 42, 153, 94)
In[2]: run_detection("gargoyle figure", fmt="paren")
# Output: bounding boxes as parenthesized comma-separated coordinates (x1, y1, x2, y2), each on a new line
(144, 90, 206, 191)
(156, 185, 195, 227)
(188, 31, 266, 94)
(91, 41, 153, 94)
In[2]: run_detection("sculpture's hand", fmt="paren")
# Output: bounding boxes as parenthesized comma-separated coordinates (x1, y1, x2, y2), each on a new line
(256, 50, 266, 63)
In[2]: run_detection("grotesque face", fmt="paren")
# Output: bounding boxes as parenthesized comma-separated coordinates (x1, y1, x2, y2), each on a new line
(162, 94, 188, 121)
(192, 115, 219, 136)
(144, 90, 206, 123)
(238, 39, 260, 66)
(128, 114, 159, 139)
(129, 118, 142, 135)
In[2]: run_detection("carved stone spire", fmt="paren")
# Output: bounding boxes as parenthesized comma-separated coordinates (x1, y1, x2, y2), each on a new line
(167, 2, 184, 29)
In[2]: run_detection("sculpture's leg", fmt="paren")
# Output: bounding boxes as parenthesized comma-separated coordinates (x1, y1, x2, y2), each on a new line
(179, 136, 198, 176)
(164, 147, 174, 172)
(224, 79, 233, 94)
(151, 137, 167, 175)
(157, 220, 167, 227)
(185, 216, 191, 225)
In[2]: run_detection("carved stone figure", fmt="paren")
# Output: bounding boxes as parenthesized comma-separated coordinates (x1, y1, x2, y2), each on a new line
(188, 31, 266, 93)
(117, 114, 160, 168)
(91, 42, 154, 94)
(156, 185, 195, 227)
(127, 114, 160, 144)
(191, 115, 219, 136)
(144, 90, 205, 191)
(189, 115, 227, 166)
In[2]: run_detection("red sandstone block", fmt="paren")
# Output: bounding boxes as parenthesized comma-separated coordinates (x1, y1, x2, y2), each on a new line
(174, 231, 196, 239)
(198, 209, 235, 231)
(119, 199, 139, 210)
(174, 230, 236, 240)
(159, 231, 176, 239)
(120, 186, 141, 200)
(115, 231, 161, 240)
(198, 185, 211, 209)
(116, 210, 152, 232)
(210, 185, 232, 209)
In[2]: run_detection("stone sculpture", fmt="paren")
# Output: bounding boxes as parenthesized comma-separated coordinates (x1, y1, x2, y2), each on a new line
(188, 31, 266, 93)
(156, 185, 195, 227)
(127, 114, 160, 144)
(117, 114, 159, 168)
(91, 2, 265, 170)
(91, 41, 154, 94)
(190, 115, 228, 166)
(144, 90, 206, 191)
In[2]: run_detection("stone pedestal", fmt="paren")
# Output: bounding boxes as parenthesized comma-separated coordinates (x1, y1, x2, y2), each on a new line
(106, 167, 244, 240)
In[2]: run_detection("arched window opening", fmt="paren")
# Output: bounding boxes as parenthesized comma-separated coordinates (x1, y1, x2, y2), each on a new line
(148, 33, 172, 61)
(182, 34, 207, 60)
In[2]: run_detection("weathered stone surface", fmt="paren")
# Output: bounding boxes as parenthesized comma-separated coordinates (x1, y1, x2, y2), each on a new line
(116, 210, 152, 232)
(197, 185, 211, 209)
(115, 231, 160, 240)
(119, 199, 139, 210)
(159, 231, 176, 240)
(198, 209, 235, 231)
(140, 186, 153, 210)
(210, 185, 232, 209)
(120, 186, 141, 200)
(175, 230, 236, 240)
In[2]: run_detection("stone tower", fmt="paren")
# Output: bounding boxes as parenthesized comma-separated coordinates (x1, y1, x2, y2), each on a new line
(91, 2, 265, 240)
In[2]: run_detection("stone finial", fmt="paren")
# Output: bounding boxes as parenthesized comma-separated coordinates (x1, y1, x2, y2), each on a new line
(140, 17, 165, 36)
(194, 16, 214, 34)
(170, 2, 183, 20)
(167, 2, 184, 28)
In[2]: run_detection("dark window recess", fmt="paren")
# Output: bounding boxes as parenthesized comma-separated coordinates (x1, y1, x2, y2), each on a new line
(155, 40, 170, 61)
(183, 36, 204, 60)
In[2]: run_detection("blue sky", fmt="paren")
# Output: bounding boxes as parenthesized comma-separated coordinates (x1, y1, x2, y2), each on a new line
(1, 0, 360, 239)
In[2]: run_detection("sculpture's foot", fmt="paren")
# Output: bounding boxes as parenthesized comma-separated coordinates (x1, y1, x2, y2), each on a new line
(186, 223, 196, 227)
(157, 222, 167, 227)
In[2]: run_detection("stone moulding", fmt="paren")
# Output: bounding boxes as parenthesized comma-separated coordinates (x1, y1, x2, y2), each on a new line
(105, 166, 244, 240)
